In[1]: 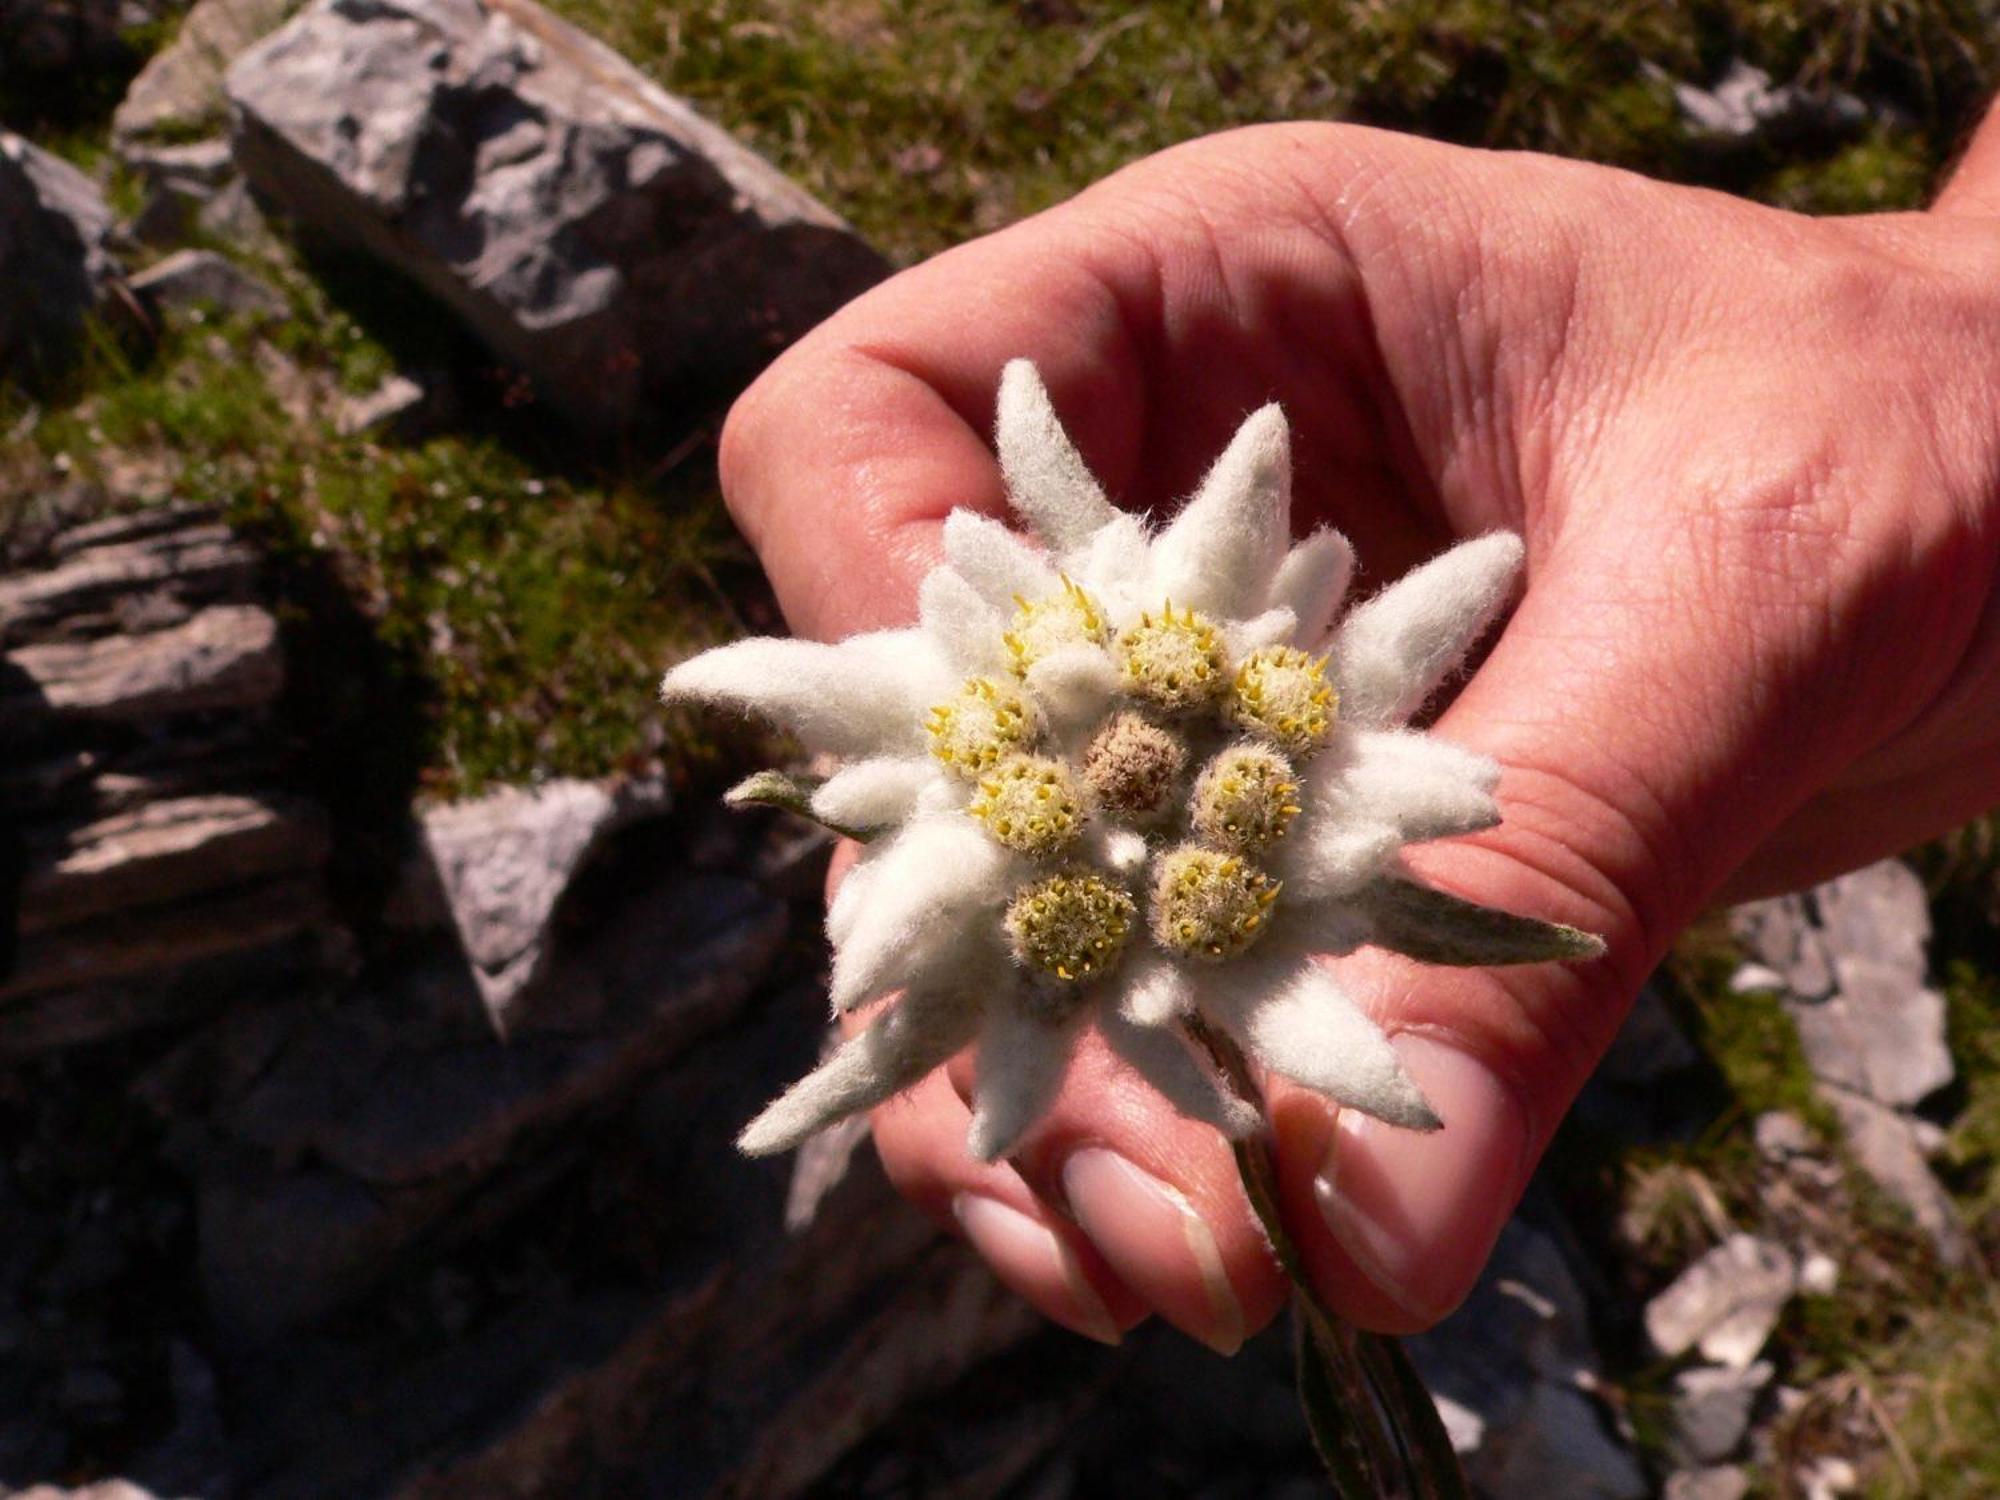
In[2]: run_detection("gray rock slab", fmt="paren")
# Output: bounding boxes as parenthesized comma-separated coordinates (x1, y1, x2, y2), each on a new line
(0, 514, 256, 641)
(1669, 1360, 1771, 1465)
(3, 602, 283, 729)
(0, 130, 122, 382)
(334, 370, 425, 436)
(1821, 1083, 1971, 1265)
(129, 248, 285, 319)
(225, 0, 887, 437)
(113, 0, 297, 145)
(1644, 1234, 1795, 1367)
(1729, 894, 1833, 999)
(412, 774, 670, 1030)
(1813, 858, 1930, 982)
(1788, 958, 1952, 1108)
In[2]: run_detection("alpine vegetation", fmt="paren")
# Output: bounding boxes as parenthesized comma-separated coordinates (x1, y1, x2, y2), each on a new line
(663, 360, 1603, 1163)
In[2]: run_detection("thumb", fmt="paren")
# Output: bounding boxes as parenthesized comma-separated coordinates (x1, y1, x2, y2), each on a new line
(1269, 537, 1799, 1331)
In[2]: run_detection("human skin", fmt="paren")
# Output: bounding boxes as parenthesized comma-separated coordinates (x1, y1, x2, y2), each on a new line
(714, 112, 2000, 1349)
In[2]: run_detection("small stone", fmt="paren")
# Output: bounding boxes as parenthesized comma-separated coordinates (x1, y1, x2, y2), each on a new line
(0, 130, 124, 381)
(1798, 1251, 1839, 1296)
(1645, 1234, 1796, 1367)
(1798, 1455, 1858, 1500)
(335, 372, 427, 437)
(1753, 1110, 1813, 1161)
(1665, 1467, 1750, 1500)
(1727, 962, 1783, 994)
(1669, 1361, 1771, 1465)
(1820, 1084, 1971, 1265)
(129, 248, 285, 320)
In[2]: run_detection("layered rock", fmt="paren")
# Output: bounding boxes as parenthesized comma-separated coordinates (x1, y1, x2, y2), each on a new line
(224, 0, 887, 438)
(1, 503, 332, 1052)
(0, 131, 124, 384)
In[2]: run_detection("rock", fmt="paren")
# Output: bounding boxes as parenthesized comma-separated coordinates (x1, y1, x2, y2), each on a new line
(1665, 1467, 1751, 1500)
(1730, 895, 1833, 999)
(1669, 1361, 1770, 1465)
(204, 869, 783, 1338)
(1411, 1213, 1646, 1500)
(1594, 982, 1699, 1085)
(1753, 1111, 1813, 1161)
(123, 137, 237, 191)
(1798, 1251, 1839, 1295)
(129, 177, 211, 247)
(1820, 1084, 1972, 1265)
(1790, 959, 1952, 1109)
(1798, 1455, 1859, 1500)
(0, 130, 123, 383)
(407, 774, 671, 1031)
(334, 370, 426, 436)
(1814, 859, 1931, 980)
(1644, 1234, 1795, 1367)
(0, 512, 257, 641)
(1670, 58, 1867, 142)
(129, 248, 286, 320)
(112, 0, 297, 148)
(3, 602, 284, 731)
(225, 0, 888, 439)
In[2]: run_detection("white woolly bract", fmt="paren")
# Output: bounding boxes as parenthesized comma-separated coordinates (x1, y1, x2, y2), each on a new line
(737, 986, 981, 1156)
(943, 510, 1059, 611)
(918, 568, 1008, 674)
(811, 756, 944, 831)
(660, 631, 949, 757)
(995, 360, 1120, 552)
(1303, 729, 1502, 850)
(966, 1001, 1085, 1161)
(1146, 404, 1291, 617)
(1332, 531, 1525, 728)
(1022, 642, 1120, 735)
(1198, 960, 1440, 1131)
(1266, 528, 1355, 649)
(829, 819, 1014, 1012)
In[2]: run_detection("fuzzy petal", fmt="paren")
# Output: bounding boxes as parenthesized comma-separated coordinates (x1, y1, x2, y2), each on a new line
(1312, 729, 1501, 847)
(830, 818, 1014, 1011)
(1198, 961, 1439, 1130)
(919, 568, 1008, 674)
(661, 631, 945, 757)
(942, 510, 1060, 612)
(966, 999, 1084, 1161)
(996, 360, 1120, 554)
(812, 756, 949, 833)
(1266, 528, 1354, 650)
(1147, 404, 1291, 617)
(1070, 510, 1154, 611)
(1277, 812, 1404, 902)
(737, 986, 980, 1155)
(1098, 1007, 1260, 1138)
(1331, 532, 1524, 728)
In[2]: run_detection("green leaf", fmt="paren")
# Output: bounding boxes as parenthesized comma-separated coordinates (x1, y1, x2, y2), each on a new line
(1358, 877, 1606, 967)
(722, 769, 878, 843)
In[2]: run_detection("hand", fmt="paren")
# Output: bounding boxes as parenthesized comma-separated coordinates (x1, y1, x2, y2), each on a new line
(717, 117, 2000, 1349)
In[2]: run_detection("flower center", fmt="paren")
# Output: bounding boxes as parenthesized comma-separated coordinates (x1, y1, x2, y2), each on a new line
(1150, 847, 1280, 961)
(1080, 710, 1185, 820)
(1005, 869, 1136, 984)
(1117, 603, 1227, 711)
(1190, 744, 1300, 853)
(1005, 577, 1109, 675)
(1228, 646, 1336, 757)
(970, 754, 1087, 855)
(927, 676, 1035, 775)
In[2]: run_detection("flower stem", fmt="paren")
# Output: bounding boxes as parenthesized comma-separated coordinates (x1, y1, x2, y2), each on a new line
(1184, 1015, 1469, 1500)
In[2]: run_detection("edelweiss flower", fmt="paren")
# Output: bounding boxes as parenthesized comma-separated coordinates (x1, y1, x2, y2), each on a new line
(663, 361, 1601, 1163)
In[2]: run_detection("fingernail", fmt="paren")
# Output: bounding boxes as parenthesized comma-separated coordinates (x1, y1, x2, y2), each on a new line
(952, 1193, 1121, 1346)
(1061, 1147, 1245, 1355)
(1313, 1035, 1529, 1325)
